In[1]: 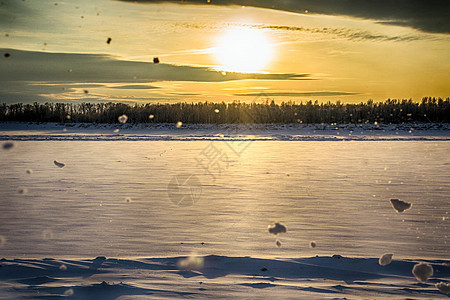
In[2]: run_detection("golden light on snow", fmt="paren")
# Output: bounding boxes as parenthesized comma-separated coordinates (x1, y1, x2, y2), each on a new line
(214, 26, 273, 73)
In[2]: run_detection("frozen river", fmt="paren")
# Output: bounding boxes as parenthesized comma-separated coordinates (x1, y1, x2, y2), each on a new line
(1, 132, 449, 261)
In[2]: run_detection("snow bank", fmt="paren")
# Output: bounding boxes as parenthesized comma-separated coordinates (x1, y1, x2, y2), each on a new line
(0, 255, 448, 299)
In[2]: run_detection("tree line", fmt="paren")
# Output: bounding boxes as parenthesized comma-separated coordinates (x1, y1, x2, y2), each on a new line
(0, 97, 448, 124)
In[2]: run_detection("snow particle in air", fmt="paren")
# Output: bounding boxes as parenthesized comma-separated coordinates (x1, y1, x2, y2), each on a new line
(54, 160, 65, 168)
(153, 57, 160, 64)
(125, 197, 131, 203)
(268, 222, 287, 235)
(177, 255, 204, 271)
(113, 129, 120, 133)
(436, 282, 450, 294)
(149, 114, 154, 119)
(0, 236, 6, 247)
(4, 53, 10, 58)
(2, 142, 14, 150)
(412, 262, 433, 283)
(176, 121, 183, 128)
(26, 169, 33, 174)
(310, 241, 316, 248)
(118, 114, 128, 124)
(378, 253, 393, 266)
(276, 240, 281, 247)
(83, 89, 88, 94)
(106, 37, 112, 44)
(390, 199, 412, 213)
(214, 109, 220, 113)
(59, 264, 67, 271)
(18, 187, 28, 194)
(64, 288, 74, 296)
(43, 229, 54, 240)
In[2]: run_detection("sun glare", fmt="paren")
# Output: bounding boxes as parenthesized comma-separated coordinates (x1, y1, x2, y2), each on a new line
(214, 27, 273, 73)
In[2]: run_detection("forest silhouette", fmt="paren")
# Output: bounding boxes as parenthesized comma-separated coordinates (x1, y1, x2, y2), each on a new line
(1, 97, 448, 124)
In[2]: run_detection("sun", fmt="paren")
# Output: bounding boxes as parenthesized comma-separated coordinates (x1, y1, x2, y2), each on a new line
(214, 27, 273, 73)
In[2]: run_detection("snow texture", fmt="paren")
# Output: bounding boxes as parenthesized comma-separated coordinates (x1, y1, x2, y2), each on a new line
(0, 255, 448, 299)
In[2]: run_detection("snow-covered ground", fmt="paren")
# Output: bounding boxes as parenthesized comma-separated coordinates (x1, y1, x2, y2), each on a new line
(0, 121, 449, 141)
(0, 122, 449, 298)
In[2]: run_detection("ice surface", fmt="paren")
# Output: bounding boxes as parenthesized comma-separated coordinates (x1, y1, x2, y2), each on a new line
(390, 199, 412, 213)
(268, 222, 287, 235)
(436, 282, 450, 294)
(379, 253, 393, 266)
(412, 262, 433, 283)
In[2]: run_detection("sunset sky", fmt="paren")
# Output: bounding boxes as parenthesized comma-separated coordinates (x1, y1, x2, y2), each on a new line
(1, 0, 449, 104)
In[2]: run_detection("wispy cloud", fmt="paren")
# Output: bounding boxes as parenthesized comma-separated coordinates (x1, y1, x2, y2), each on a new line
(254, 25, 423, 42)
(120, 0, 450, 34)
(173, 22, 427, 43)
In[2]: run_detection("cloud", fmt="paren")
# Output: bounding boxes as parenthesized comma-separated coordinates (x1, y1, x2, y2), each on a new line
(120, 0, 450, 34)
(0, 48, 309, 103)
(0, 1, 36, 27)
(234, 92, 358, 97)
(0, 48, 309, 83)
